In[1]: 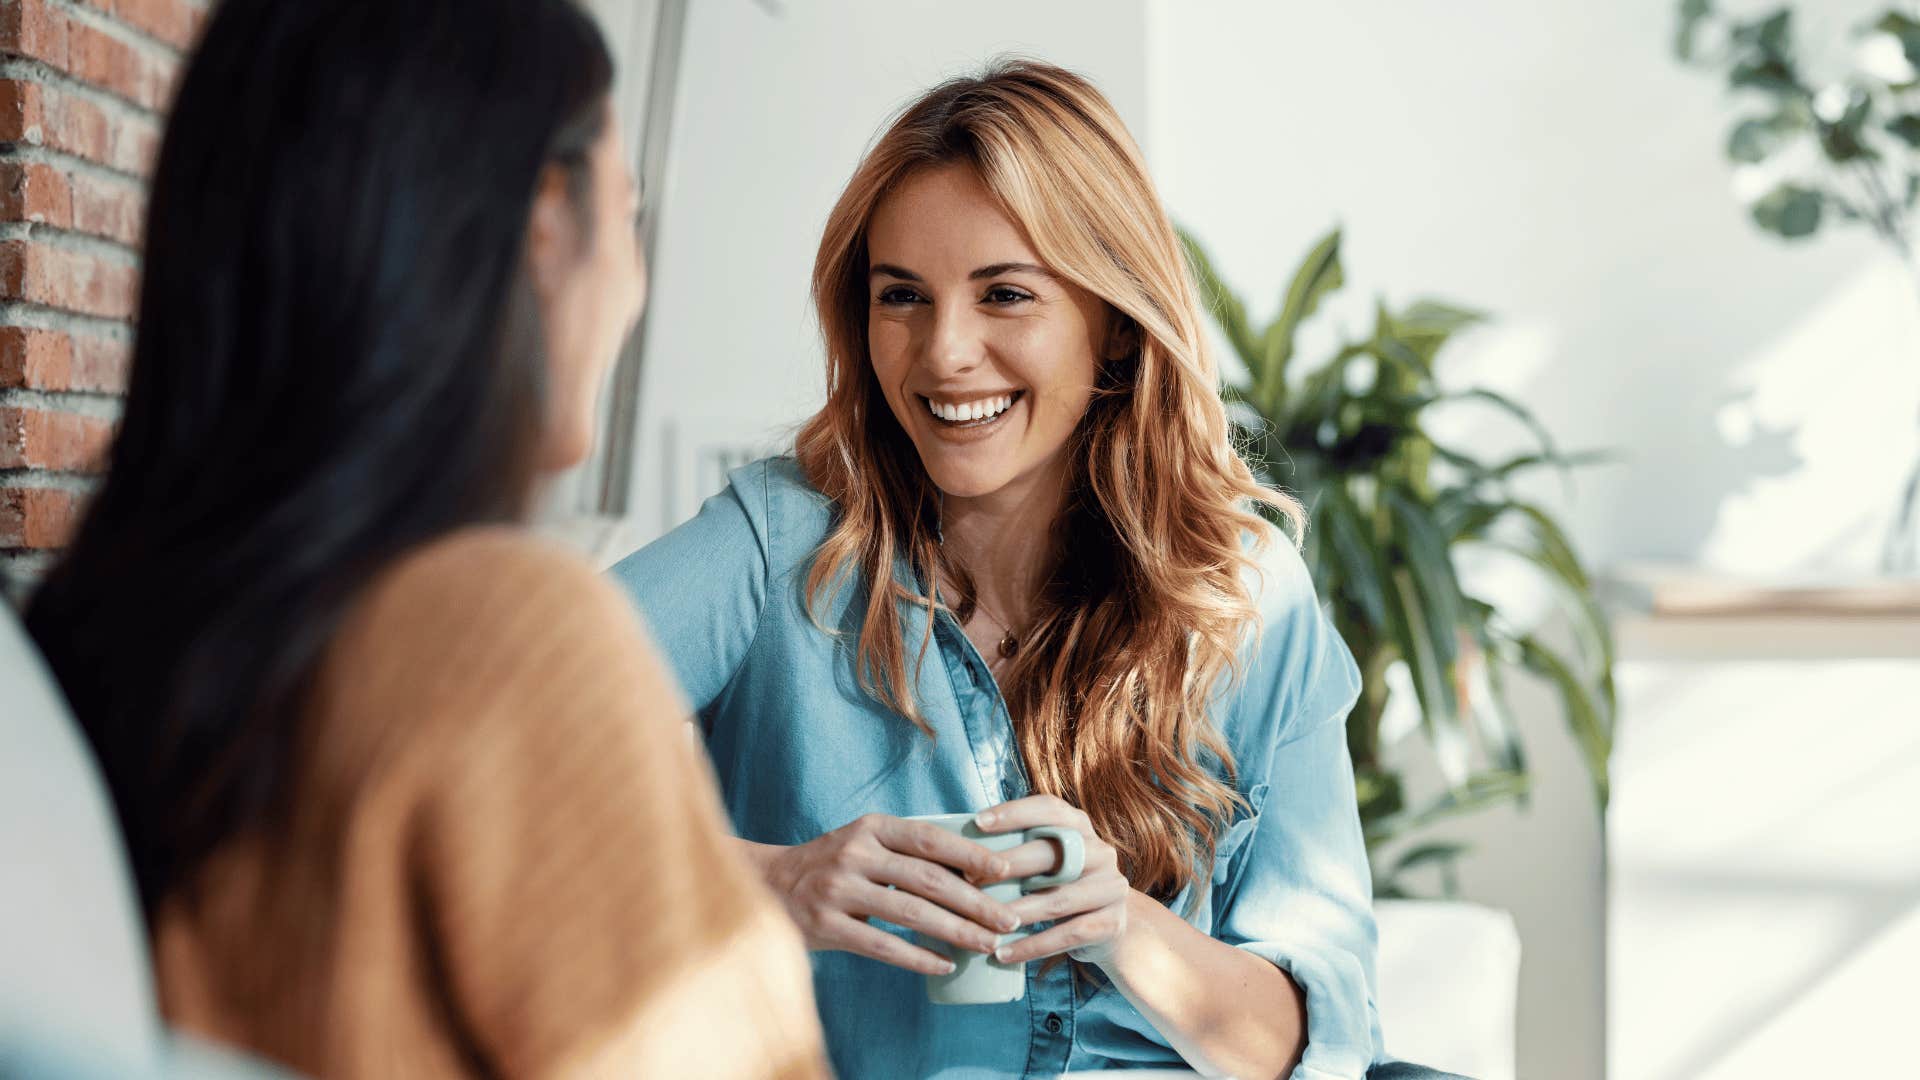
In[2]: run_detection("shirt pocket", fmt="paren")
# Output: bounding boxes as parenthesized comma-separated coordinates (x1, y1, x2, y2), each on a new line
(1209, 780, 1270, 889)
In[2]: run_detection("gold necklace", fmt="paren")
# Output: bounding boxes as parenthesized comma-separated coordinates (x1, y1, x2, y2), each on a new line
(969, 593, 1022, 660)
(937, 573, 1023, 659)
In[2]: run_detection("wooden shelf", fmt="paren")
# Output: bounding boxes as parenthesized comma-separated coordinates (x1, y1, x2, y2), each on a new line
(1604, 564, 1920, 619)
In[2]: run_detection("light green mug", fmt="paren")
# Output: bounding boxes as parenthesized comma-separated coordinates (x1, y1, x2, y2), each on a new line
(906, 812, 1086, 1005)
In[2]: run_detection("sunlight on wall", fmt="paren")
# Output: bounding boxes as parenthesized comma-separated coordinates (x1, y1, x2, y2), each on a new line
(1609, 655, 1920, 1080)
(1698, 260, 1920, 574)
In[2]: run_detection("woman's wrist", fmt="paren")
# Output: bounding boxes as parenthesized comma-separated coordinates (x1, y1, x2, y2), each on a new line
(737, 838, 790, 890)
(1087, 889, 1156, 976)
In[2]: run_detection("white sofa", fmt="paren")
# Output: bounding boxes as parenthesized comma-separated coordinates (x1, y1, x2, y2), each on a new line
(0, 604, 292, 1079)
(1375, 899, 1520, 1080)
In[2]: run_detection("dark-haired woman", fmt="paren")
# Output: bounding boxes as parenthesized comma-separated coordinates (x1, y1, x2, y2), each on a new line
(25, 1, 828, 1076)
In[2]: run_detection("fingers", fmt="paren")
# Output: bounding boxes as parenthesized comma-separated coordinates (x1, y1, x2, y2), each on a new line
(819, 913, 958, 976)
(973, 794, 1090, 835)
(869, 853, 1020, 935)
(843, 879, 1005, 955)
(993, 901, 1128, 966)
(872, 816, 1011, 882)
(992, 837, 1067, 881)
(1006, 870, 1130, 927)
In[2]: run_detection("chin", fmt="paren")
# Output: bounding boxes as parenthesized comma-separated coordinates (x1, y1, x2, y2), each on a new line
(918, 455, 1017, 500)
(536, 427, 595, 474)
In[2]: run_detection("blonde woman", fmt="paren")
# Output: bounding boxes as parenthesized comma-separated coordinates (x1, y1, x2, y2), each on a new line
(614, 61, 1464, 1080)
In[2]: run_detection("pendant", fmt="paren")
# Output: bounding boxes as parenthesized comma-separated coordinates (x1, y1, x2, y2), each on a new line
(998, 632, 1019, 659)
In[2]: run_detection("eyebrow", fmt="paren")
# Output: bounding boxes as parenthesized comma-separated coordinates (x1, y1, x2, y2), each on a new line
(868, 262, 1055, 283)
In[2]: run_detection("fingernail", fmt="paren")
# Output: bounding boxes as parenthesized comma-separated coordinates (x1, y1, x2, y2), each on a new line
(976, 811, 997, 827)
(993, 946, 1012, 963)
(1000, 914, 1020, 932)
(939, 960, 956, 975)
(990, 859, 1010, 878)
(977, 937, 999, 953)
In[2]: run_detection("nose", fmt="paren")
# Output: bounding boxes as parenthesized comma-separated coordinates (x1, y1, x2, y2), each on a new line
(921, 302, 984, 379)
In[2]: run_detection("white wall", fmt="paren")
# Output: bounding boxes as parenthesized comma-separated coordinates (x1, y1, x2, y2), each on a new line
(1151, 3, 1917, 1080)
(1152, 0, 1914, 578)
(627, 0, 1150, 535)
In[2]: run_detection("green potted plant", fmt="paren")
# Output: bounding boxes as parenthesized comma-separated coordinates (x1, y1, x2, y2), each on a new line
(1673, 0, 1920, 571)
(1181, 227, 1617, 896)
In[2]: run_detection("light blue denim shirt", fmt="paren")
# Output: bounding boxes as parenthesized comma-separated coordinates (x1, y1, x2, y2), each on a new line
(610, 456, 1382, 1080)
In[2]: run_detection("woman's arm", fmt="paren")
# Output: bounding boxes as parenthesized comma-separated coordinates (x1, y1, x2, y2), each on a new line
(977, 796, 1310, 1080)
(1098, 892, 1307, 1080)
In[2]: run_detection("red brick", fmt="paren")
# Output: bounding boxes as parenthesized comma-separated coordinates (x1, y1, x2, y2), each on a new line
(0, 0, 70, 68)
(0, 482, 86, 548)
(69, 169, 141, 245)
(0, 326, 130, 392)
(0, 161, 74, 228)
(68, 21, 150, 110)
(0, 404, 115, 471)
(0, 78, 48, 144)
(0, 325, 66, 387)
(0, 239, 140, 319)
(80, 0, 200, 53)
(0, 79, 163, 176)
(69, 329, 129, 390)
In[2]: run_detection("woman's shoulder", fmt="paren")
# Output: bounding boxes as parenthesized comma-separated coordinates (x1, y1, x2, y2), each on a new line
(357, 526, 629, 626)
(647, 453, 835, 579)
(322, 526, 669, 714)
(731, 453, 834, 553)
(1237, 518, 1317, 621)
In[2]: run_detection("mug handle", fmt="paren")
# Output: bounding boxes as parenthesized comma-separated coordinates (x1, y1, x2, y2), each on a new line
(1019, 825, 1085, 891)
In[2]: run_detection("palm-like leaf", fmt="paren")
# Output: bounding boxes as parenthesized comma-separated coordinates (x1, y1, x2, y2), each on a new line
(1183, 224, 1618, 894)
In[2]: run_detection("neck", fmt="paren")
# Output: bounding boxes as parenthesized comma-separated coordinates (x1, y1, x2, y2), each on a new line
(938, 454, 1070, 626)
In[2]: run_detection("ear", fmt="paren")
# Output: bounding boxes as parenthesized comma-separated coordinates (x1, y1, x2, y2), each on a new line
(1102, 310, 1141, 361)
(525, 164, 579, 297)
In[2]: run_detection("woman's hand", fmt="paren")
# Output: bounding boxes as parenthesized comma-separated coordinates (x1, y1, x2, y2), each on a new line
(759, 815, 1024, 976)
(974, 795, 1133, 965)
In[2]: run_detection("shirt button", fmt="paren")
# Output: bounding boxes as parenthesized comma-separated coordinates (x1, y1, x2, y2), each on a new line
(1044, 1013, 1064, 1035)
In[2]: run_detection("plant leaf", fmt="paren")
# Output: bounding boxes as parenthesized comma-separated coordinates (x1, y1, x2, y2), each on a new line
(1728, 115, 1792, 163)
(1751, 183, 1824, 238)
(1675, 0, 1715, 61)
(1815, 89, 1875, 163)
(1388, 840, 1471, 877)
(1363, 770, 1530, 846)
(1516, 635, 1612, 808)
(1422, 387, 1566, 469)
(1179, 229, 1262, 372)
(1320, 483, 1389, 631)
(1475, 643, 1530, 782)
(1388, 299, 1489, 368)
(1385, 564, 1471, 791)
(1256, 229, 1344, 413)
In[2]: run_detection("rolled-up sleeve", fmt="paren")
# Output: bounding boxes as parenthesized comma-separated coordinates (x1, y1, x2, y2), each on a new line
(1213, 535, 1380, 1080)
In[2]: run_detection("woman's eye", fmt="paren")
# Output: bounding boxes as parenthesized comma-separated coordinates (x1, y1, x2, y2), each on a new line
(877, 287, 922, 306)
(984, 286, 1033, 305)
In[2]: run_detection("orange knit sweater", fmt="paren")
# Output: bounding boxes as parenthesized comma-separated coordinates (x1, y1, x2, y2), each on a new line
(151, 528, 831, 1079)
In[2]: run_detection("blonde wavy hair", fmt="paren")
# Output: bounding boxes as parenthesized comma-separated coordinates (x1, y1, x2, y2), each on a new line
(795, 58, 1303, 904)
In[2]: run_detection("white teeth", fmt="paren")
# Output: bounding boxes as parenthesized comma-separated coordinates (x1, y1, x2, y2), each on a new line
(926, 393, 1016, 423)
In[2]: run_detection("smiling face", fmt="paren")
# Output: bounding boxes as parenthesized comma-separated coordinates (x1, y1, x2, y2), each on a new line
(866, 163, 1114, 502)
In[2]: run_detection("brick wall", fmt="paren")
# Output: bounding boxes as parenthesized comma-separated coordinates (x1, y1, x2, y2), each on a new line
(0, 0, 204, 603)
